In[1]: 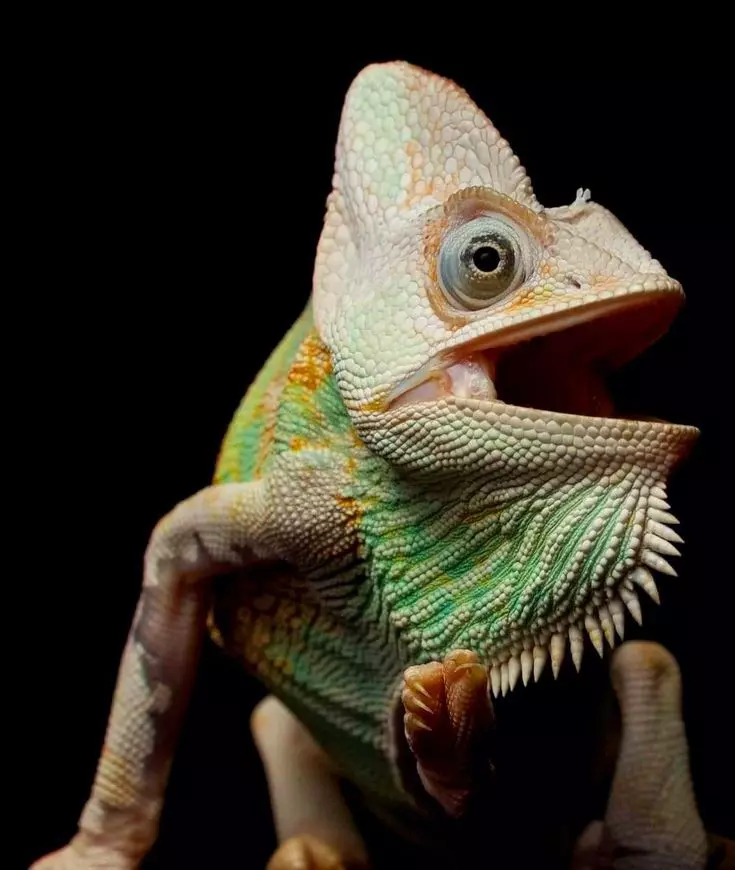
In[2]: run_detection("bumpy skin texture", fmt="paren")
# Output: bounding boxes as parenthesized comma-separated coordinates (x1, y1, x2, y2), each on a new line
(313, 62, 696, 683)
(33, 63, 710, 869)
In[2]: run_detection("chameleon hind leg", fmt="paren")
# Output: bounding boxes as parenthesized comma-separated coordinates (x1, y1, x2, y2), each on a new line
(32, 481, 278, 870)
(251, 696, 370, 870)
(402, 649, 494, 819)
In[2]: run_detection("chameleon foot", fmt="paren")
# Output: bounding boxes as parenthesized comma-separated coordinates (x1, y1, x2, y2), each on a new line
(402, 649, 494, 818)
(267, 834, 349, 870)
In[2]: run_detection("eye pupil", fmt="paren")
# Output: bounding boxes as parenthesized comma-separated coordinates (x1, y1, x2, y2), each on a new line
(472, 245, 501, 273)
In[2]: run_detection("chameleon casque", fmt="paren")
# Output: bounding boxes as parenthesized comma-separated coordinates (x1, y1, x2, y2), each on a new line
(35, 62, 716, 869)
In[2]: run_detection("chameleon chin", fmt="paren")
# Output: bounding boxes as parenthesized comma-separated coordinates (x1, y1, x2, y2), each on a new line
(35, 62, 728, 870)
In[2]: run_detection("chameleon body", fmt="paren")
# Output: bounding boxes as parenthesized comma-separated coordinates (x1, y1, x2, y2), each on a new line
(33, 62, 705, 869)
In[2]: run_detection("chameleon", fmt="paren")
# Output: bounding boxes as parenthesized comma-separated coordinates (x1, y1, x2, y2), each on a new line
(33, 62, 719, 869)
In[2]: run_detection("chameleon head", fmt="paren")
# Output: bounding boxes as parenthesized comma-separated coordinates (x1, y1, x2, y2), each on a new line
(312, 62, 699, 689)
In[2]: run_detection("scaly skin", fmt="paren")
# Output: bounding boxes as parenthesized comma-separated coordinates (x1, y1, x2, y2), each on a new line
(34, 62, 708, 869)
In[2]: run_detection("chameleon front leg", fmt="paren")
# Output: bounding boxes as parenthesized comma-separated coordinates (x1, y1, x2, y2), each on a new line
(32, 481, 276, 870)
(402, 649, 494, 818)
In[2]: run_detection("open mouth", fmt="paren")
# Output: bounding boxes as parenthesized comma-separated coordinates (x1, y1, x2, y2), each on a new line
(389, 293, 682, 420)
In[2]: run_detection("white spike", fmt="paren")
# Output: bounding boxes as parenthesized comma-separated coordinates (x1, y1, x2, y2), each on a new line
(550, 633, 566, 678)
(533, 645, 548, 682)
(597, 605, 616, 647)
(649, 520, 684, 544)
(651, 486, 668, 500)
(520, 649, 533, 686)
(500, 662, 509, 696)
(631, 566, 661, 602)
(649, 496, 671, 511)
(644, 533, 681, 558)
(490, 665, 501, 698)
(619, 585, 643, 624)
(650, 508, 679, 525)
(641, 550, 677, 578)
(508, 655, 521, 691)
(584, 615, 605, 657)
(568, 625, 584, 672)
(608, 597, 626, 639)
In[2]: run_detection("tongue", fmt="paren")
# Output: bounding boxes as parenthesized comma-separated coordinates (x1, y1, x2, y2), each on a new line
(446, 354, 497, 401)
(390, 353, 497, 408)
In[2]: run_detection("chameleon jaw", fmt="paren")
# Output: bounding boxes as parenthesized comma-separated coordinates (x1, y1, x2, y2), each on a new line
(372, 392, 699, 693)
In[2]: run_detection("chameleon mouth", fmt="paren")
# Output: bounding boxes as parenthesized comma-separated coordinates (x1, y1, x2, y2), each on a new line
(389, 292, 682, 423)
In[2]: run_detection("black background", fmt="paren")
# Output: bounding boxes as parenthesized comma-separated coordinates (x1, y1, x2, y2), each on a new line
(18, 39, 733, 869)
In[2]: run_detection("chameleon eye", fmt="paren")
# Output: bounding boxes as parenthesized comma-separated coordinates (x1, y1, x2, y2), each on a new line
(438, 216, 530, 310)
